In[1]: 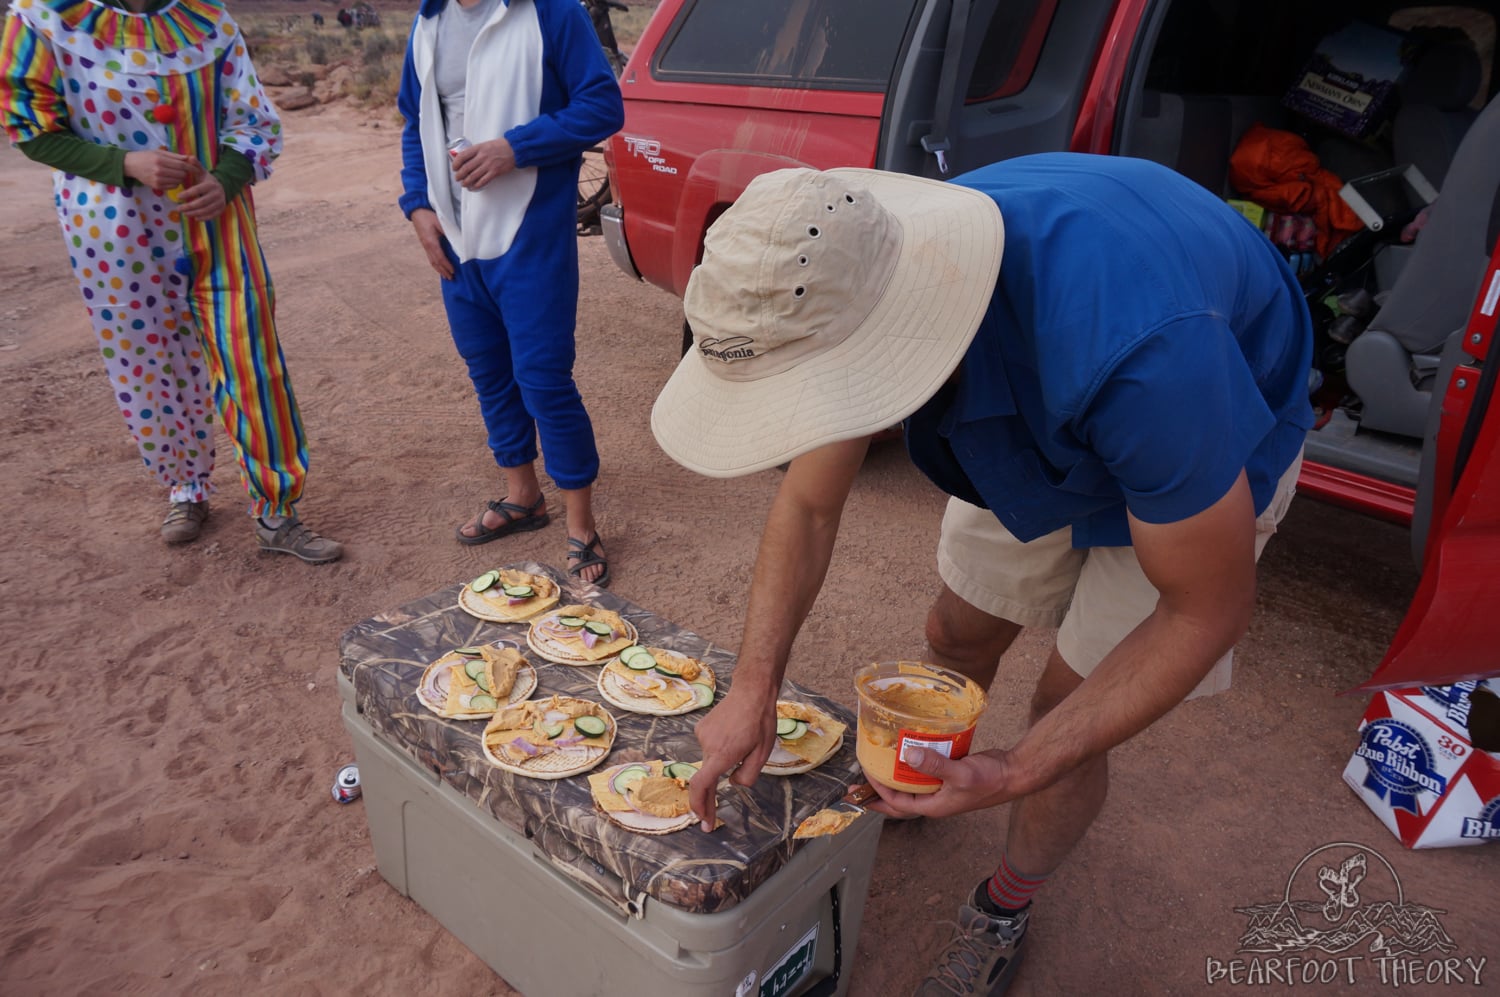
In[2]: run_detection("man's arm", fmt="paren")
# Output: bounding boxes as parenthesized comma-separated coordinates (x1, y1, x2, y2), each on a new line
(504, 0, 624, 169)
(687, 436, 871, 827)
(868, 470, 1258, 817)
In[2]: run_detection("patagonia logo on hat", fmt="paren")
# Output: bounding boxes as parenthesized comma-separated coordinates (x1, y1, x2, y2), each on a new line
(699, 336, 756, 362)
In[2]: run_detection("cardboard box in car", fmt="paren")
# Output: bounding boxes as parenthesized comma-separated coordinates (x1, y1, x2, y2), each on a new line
(1282, 21, 1408, 139)
(338, 563, 883, 996)
(1343, 680, 1500, 849)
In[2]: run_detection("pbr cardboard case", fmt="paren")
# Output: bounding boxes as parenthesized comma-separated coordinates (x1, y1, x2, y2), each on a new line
(338, 563, 883, 997)
(1343, 679, 1500, 848)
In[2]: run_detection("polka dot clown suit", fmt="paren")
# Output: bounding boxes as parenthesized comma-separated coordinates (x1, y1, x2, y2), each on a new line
(1, 0, 308, 516)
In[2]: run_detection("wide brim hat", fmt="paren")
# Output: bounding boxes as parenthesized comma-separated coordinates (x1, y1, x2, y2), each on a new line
(652, 167, 1004, 477)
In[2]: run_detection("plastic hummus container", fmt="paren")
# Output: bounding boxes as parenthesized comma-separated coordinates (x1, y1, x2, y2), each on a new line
(855, 661, 986, 794)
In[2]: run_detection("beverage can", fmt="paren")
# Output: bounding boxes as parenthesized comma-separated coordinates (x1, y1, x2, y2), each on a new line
(332, 763, 362, 804)
(447, 137, 472, 157)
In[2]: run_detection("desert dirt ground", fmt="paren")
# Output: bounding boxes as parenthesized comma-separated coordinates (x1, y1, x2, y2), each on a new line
(2, 100, 1497, 996)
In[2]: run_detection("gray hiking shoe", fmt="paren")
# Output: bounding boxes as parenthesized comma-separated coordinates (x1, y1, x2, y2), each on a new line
(913, 903, 1029, 996)
(255, 516, 343, 564)
(161, 500, 209, 544)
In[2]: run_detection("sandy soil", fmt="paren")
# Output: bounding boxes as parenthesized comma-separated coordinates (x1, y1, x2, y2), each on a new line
(1, 103, 1495, 997)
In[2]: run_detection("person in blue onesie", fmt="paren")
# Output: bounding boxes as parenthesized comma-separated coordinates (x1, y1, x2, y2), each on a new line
(397, 0, 623, 584)
(649, 155, 1314, 996)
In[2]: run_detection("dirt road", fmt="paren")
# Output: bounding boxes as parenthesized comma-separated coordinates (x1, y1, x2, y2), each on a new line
(1, 103, 1493, 996)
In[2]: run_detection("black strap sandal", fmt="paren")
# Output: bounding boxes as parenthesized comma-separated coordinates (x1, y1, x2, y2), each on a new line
(566, 533, 611, 588)
(455, 496, 550, 546)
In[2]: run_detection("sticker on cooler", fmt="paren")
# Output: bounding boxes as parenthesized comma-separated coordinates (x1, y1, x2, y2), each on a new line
(892, 726, 976, 786)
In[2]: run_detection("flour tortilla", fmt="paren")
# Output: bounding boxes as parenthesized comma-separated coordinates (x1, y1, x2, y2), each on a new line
(761, 700, 846, 776)
(416, 643, 537, 720)
(481, 695, 616, 779)
(457, 568, 562, 623)
(526, 604, 638, 665)
(588, 760, 701, 834)
(596, 648, 715, 716)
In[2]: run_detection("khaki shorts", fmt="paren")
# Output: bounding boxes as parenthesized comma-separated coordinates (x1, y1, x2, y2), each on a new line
(935, 454, 1302, 700)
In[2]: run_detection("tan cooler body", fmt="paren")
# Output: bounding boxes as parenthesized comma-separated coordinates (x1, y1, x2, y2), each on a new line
(338, 563, 882, 997)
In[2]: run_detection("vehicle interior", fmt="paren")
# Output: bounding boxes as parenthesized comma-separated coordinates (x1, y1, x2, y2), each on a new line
(1111, 0, 1500, 558)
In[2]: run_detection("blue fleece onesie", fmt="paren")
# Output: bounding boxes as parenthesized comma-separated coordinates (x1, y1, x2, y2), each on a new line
(398, 0, 624, 488)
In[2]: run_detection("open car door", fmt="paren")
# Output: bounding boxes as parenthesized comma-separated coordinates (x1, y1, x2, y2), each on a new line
(1359, 238, 1500, 691)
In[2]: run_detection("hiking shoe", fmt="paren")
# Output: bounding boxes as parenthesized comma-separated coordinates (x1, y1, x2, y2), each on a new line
(161, 501, 209, 544)
(913, 903, 1029, 996)
(255, 516, 343, 564)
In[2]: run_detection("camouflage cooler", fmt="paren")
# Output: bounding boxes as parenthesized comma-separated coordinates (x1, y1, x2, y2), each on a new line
(337, 563, 882, 997)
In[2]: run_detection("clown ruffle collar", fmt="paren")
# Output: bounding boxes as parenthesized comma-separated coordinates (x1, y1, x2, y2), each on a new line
(28, 0, 227, 55)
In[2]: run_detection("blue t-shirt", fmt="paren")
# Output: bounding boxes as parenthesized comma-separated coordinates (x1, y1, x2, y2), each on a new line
(905, 153, 1314, 548)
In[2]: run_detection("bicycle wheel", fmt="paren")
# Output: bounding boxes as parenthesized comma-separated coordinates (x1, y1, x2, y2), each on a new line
(578, 145, 610, 233)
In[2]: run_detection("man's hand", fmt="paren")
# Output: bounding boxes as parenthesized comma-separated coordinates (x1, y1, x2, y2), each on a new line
(122, 149, 198, 190)
(687, 688, 779, 830)
(451, 138, 516, 191)
(864, 747, 1028, 819)
(178, 174, 226, 221)
(409, 208, 454, 280)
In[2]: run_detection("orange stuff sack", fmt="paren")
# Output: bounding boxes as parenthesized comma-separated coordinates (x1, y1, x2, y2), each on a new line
(1228, 123, 1364, 258)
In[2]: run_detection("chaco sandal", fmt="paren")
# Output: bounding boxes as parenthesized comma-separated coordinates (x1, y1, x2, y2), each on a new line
(566, 533, 610, 587)
(456, 496, 550, 546)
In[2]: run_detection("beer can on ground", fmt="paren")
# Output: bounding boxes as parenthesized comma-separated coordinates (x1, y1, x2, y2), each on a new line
(333, 763, 362, 804)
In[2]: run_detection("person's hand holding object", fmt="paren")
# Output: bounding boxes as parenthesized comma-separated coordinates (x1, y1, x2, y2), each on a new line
(409, 208, 455, 280)
(687, 688, 780, 831)
(122, 149, 198, 191)
(864, 746, 1028, 819)
(452, 137, 516, 191)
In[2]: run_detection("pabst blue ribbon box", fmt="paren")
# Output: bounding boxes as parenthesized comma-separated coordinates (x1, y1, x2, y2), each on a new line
(1343, 680, 1500, 849)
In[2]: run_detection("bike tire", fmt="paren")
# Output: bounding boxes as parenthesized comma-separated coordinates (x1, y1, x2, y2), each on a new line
(578, 145, 610, 233)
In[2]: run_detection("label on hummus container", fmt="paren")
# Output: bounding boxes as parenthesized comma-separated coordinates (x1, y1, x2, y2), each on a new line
(893, 727, 975, 786)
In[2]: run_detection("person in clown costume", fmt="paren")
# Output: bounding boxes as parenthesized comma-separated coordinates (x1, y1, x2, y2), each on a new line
(1, 0, 342, 562)
(398, 0, 622, 584)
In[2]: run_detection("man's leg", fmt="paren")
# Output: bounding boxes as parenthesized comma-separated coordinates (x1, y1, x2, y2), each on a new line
(925, 584, 1023, 691)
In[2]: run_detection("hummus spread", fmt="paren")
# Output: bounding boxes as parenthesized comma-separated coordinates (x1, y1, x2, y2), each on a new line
(855, 662, 984, 794)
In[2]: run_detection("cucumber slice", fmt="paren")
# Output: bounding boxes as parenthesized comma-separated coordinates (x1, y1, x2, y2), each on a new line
(501, 583, 535, 598)
(573, 715, 608, 737)
(469, 570, 500, 593)
(610, 764, 651, 795)
(663, 762, 699, 780)
(583, 620, 614, 637)
(464, 660, 486, 681)
(623, 650, 657, 671)
(537, 721, 565, 739)
(775, 717, 800, 737)
(690, 682, 714, 708)
(475, 672, 492, 693)
(654, 660, 684, 678)
(557, 615, 587, 629)
(469, 694, 498, 711)
(454, 646, 485, 657)
(779, 719, 809, 741)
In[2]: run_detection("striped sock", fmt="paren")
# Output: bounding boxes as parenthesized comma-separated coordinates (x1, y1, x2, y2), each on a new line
(980, 855, 1047, 915)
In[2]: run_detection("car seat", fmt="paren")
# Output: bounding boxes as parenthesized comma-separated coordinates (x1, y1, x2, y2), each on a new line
(1343, 92, 1500, 439)
(1392, 37, 1483, 191)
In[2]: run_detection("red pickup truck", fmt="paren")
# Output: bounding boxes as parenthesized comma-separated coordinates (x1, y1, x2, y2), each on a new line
(601, 0, 1500, 689)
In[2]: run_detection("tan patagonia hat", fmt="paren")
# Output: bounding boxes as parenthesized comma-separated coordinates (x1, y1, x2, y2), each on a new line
(651, 167, 1003, 477)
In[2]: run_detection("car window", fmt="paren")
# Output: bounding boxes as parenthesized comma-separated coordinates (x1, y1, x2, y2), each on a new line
(1388, 5, 1497, 106)
(966, 0, 1055, 102)
(655, 0, 920, 90)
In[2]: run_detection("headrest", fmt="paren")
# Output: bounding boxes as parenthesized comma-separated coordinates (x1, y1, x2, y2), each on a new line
(1403, 39, 1482, 110)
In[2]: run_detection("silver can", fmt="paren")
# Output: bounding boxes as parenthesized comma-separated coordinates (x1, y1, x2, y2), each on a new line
(332, 763, 362, 804)
(447, 137, 472, 157)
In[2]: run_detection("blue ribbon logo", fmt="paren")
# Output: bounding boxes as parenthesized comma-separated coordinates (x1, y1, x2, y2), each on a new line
(1355, 719, 1447, 816)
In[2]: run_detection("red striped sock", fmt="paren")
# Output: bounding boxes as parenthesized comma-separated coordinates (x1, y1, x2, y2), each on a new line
(982, 855, 1047, 914)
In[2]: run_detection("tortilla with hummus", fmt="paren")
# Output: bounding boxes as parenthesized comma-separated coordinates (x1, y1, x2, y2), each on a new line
(457, 568, 561, 623)
(596, 646, 716, 716)
(761, 700, 846, 776)
(587, 760, 707, 834)
(416, 642, 537, 720)
(481, 695, 616, 779)
(526, 604, 637, 665)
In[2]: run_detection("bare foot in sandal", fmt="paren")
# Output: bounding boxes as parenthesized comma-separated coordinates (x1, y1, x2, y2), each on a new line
(567, 532, 610, 587)
(456, 493, 549, 545)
